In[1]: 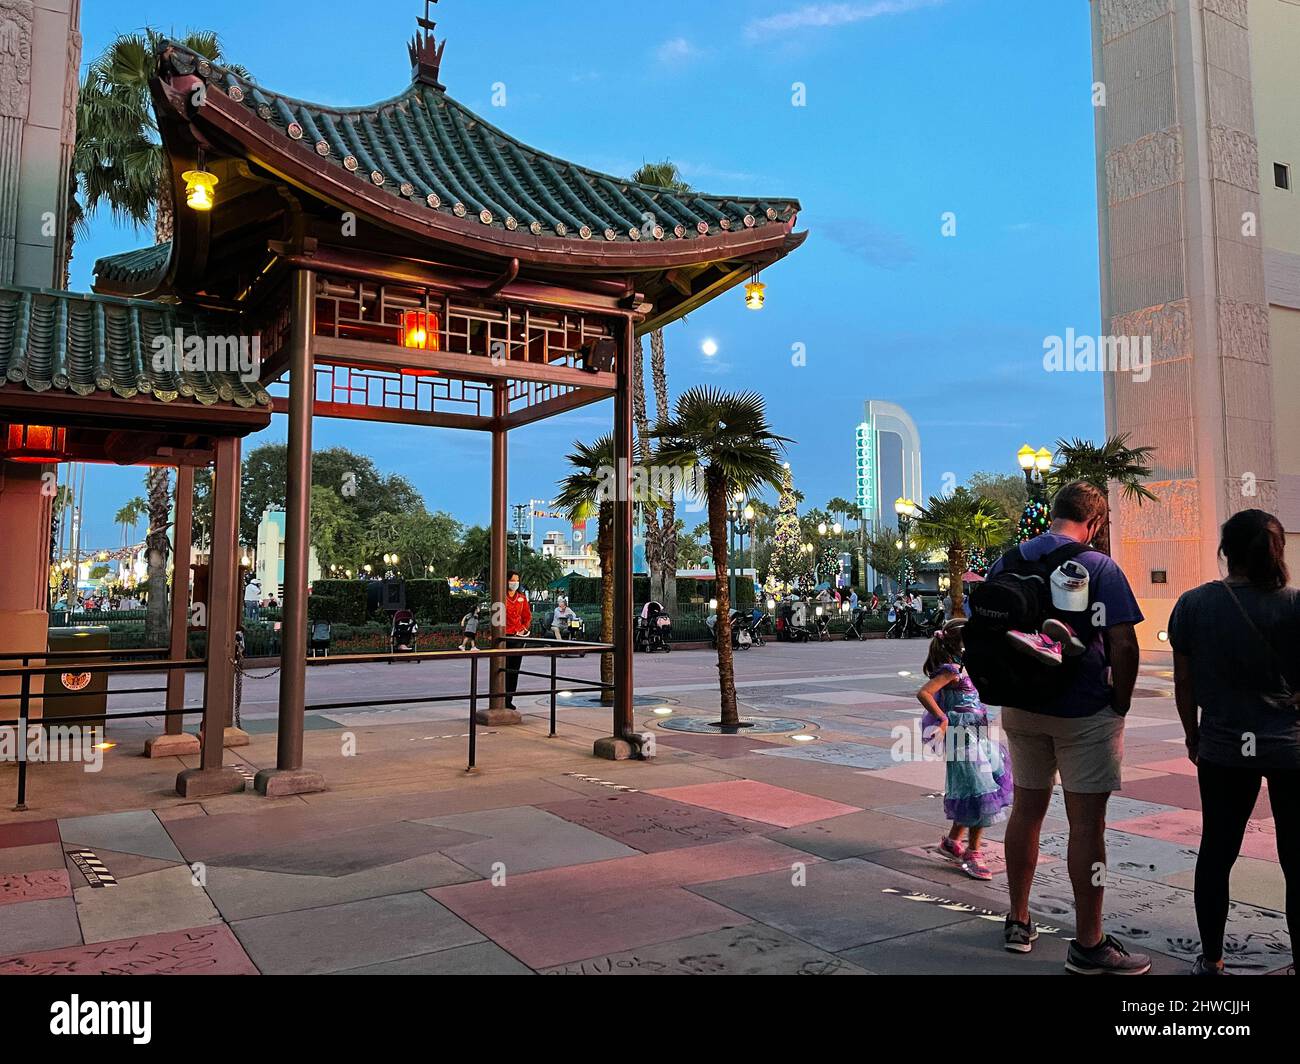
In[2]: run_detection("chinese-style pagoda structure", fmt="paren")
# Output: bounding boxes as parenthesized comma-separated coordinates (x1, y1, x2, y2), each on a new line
(3, 2, 804, 799)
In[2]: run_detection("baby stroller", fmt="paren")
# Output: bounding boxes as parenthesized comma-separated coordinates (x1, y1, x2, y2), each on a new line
(812, 604, 833, 641)
(636, 601, 673, 652)
(389, 609, 419, 655)
(776, 600, 812, 643)
(309, 621, 332, 657)
(843, 606, 869, 640)
(706, 609, 753, 651)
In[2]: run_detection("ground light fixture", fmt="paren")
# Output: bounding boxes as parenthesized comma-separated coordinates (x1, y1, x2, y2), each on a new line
(181, 167, 218, 211)
(653, 707, 673, 716)
(791, 734, 815, 742)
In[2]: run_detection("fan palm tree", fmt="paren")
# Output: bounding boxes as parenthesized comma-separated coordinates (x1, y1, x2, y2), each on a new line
(554, 437, 666, 707)
(654, 388, 791, 727)
(913, 489, 1010, 618)
(1045, 434, 1157, 555)
(629, 160, 693, 618)
(66, 30, 245, 279)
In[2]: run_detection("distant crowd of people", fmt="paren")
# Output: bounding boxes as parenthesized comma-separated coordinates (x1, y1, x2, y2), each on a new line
(52, 591, 143, 612)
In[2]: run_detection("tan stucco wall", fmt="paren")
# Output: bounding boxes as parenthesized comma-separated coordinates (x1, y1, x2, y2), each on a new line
(1252, 0, 1300, 257)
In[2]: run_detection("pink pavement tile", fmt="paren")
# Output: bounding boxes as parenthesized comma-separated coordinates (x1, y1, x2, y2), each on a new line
(859, 758, 947, 790)
(429, 837, 813, 968)
(645, 779, 859, 828)
(1114, 808, 1280, 863)
(0, 869, 71, 906)
(1120, 773, 1272, 817)
(1136, 757, 1199, 778)
(0, 924, 258, 975)
(0, 820, 60, 850)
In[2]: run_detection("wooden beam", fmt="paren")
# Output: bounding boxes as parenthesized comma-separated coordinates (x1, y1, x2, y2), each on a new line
(500, 387, 608, 429)
(269, 395, 490, 431)
(311, 336, 617, 393)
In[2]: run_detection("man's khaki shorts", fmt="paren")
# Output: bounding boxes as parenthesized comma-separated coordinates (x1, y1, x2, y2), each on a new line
(1000, 706, 1126, 793)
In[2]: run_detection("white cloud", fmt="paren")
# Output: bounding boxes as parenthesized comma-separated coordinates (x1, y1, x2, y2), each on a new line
(656, 36, 703, 65)
(745, 0, 945, 41)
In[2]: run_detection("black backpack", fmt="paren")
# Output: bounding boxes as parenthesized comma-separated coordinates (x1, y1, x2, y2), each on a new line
(963, 541, 1091, 710)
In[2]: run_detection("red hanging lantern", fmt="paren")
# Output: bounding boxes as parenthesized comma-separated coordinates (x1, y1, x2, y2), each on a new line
(1, 424, 68, 463)
(401, 308, 440, 351)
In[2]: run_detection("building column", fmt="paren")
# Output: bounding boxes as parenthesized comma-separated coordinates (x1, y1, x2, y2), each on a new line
(481, 379, 521, 725)
(257, 269, 326, 796)
(147, 463, 200, 757)
(0, 462, 52, 728)
(176, 437, 246, 796)
(594, 316, 636, 759)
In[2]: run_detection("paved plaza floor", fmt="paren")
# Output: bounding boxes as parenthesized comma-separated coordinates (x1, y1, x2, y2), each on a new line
(0, 641, 1291, 975)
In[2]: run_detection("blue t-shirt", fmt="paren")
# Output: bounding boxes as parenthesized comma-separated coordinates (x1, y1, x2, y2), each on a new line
(987, 533, 1144, 717)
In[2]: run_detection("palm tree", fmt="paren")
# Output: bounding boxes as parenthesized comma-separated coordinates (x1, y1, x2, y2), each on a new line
(630, 160, 693, 619)
(654, 388, 791, 727)
(114, 497, 147, 548)
(554, 437, 665, 707)
(66, 30, 245, 278)
(913, 489, 1010, 618)
(143, 468, 172, 646)
(1045, 434, 1157, 555)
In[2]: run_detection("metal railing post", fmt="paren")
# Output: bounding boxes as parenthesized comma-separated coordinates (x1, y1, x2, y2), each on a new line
(549, 653, 557, 737)
(467, 653, 478, 771)
(14, 657, 30, 811)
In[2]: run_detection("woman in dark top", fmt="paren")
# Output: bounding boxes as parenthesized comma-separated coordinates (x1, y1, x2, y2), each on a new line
(1169, 510, 1299, 975)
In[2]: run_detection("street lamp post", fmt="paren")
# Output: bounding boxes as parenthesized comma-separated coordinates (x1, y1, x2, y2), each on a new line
(1017, 444, 1054, 502)
(893, 497, 919, 593)
(727, 494, 754, 605)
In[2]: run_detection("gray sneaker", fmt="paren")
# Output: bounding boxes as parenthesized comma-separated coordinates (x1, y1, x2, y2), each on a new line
(1065, 935, 1152, 975)
(1004, 916, 1039, 954)
(1191, 956, 1227, 975)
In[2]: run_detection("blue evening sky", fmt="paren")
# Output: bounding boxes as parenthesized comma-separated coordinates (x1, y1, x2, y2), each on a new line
(69, 0, 1102, 548)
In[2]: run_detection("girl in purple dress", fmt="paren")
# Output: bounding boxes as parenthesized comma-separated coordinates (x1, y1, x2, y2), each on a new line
(915, 624, 1014, 881)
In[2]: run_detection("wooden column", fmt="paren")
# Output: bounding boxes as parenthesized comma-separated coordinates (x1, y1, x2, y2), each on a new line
(480, 379, 520, 724)
(146, 464, 199, 757)
(258, 269, 326, 796)
(594, 314, 636, 758)
(176, 437, 245, 796)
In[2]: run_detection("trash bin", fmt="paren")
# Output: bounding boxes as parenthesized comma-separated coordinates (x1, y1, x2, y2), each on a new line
(44, 626, 110, 736)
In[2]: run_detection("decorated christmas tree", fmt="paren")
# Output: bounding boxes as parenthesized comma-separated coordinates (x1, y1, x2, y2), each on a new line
(1017, 498, 1052, 542)
(763, 464, 812, 597)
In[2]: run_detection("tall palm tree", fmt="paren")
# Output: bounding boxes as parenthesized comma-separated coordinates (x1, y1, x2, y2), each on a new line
(629, 160, 693, 618)
(114, 497, 147, 548)
(554, 437, 664, 707)
(144, 468, 172, 646)
(913, 489, 1009, 618)
(66, 30, 245, 278)
(654, 388, 791, 727)
(1045, 434, 1157, 555)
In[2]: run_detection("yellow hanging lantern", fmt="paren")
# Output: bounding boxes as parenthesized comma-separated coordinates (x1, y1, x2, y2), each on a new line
(182, 168, 219, 211)
(744, 276, 766, 310)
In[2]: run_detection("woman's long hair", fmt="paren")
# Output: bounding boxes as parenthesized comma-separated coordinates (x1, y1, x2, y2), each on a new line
(1219, 510, 1289, 591)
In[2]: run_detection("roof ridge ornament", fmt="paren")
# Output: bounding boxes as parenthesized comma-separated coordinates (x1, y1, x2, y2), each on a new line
(409, 0, 448, 89)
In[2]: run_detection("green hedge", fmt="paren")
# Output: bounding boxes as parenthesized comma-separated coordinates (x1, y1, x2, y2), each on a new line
(307, 580, 369, 625)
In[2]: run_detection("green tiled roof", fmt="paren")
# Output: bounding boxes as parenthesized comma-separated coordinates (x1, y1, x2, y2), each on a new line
(165, 42, 800, 245)
(0, 286, 271, 408)
(94, 241, 172, 289)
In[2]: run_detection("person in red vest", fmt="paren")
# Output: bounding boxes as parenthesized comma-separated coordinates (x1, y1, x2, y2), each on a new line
(504, 571, 532, 710)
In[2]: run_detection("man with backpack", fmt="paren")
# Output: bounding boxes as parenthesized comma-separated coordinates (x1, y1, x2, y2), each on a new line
(966, 481, 1148, 974)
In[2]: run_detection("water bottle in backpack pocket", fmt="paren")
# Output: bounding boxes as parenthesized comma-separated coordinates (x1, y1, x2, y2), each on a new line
(963, 542, 1092, 709)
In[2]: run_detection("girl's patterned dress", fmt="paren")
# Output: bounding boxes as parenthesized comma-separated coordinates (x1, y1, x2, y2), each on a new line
(922, 663, 1013, 827)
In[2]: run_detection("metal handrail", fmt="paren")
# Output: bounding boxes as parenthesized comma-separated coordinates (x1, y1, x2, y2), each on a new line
(0, 636, 614, 810)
